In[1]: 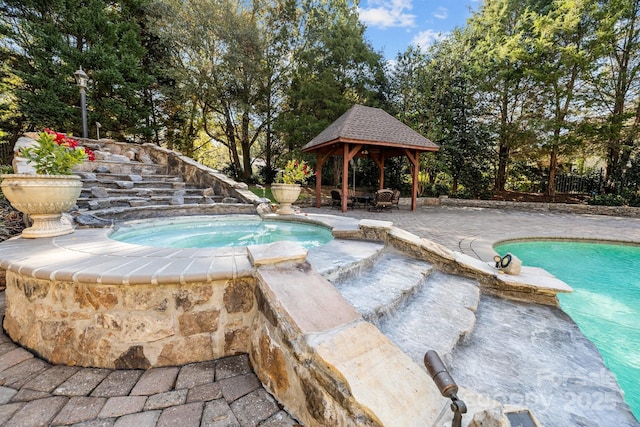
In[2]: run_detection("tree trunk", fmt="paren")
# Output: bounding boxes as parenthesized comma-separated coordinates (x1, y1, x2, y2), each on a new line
(546, 144, 558, 198)
(241, 111, 252, 181)
(265, 92, 273, 183)
(225, 111, 242, 176)
(496, 143, 510, 191)
(495, 90, 510, 191)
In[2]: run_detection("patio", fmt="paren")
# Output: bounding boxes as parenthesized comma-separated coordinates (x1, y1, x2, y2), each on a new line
(0, 205, 638, 426)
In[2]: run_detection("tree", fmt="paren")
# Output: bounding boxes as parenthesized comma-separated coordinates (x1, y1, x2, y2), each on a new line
(157, 0, 298, 181)
(276, 0, 388, 167)
(390, 46, 430, 132)
(525, 0, 598, 196)
(588, 0, 640, 192)
(0, 0, 162, 142)
(420, 30, 493, 197)
(0, 57, 25, 159)
(251, 0, 300, 183)
(468, 0, 540, 191)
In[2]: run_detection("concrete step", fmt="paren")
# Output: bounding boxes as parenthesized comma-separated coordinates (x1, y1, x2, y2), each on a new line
(81, 180, 189, 190)
(79, 172, 184, 182)
(80, 187, 206, 198)
(331, 248, 434, 322)
(77, 195, 223, 210)
(376, 271, 480, 364)
(74, 160, 167, 175)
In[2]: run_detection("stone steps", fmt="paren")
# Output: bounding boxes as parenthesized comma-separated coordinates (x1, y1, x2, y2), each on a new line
(78, 195, 223, 210)
(77, 203, 258, 222)
(72, 144, 234, 216)
(331, 247, 434, 322)
(77, 172, 183, 182)
(79, 187, 203, 198)
(324, 245, 480, 365)
(75, 159, 167, 176)
(82, 181, 189, 191)
(82, 178, 186, 188)
(376, 271, 479, 364)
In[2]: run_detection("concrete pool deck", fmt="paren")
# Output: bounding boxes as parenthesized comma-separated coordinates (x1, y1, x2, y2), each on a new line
(307, 204, 640, 260)
(0, 204, 639, 425)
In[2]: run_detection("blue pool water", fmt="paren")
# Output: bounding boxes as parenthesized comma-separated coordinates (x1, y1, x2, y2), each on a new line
(496, 240, 640, 419)
(110, 215, 333, 249)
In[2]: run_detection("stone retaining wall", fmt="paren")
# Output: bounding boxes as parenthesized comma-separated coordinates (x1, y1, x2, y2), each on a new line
(436, 196, 640, 217)
(140, 143, 260, 205)
(3, 273, 258, 369)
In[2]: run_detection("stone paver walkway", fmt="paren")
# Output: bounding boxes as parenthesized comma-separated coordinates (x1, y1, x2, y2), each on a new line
(2, 204, 640, 426)
(0, 291, 298, 426)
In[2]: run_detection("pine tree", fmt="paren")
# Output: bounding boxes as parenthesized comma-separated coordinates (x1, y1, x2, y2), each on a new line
(0, 0, 164, 141)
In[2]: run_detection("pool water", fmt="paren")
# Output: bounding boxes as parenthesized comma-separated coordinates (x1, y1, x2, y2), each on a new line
(110, 216, 334, 249)
(496, 241, 640, 419)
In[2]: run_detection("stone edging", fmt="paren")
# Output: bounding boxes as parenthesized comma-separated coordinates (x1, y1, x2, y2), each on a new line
(436, 196, 640, 218)
(357, 219, 571, 307)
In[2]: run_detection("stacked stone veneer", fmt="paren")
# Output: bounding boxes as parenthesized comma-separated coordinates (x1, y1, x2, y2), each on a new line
(435, 196, 640, 218)
(3, 275, 257, 369)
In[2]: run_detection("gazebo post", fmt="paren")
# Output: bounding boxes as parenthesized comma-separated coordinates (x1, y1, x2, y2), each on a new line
(378, 157, 385, 190)
(342, 144, 350, 212)
(315, 163, 323, 208)
(314, 151, 331, 208)
(407, 150, 420, 211)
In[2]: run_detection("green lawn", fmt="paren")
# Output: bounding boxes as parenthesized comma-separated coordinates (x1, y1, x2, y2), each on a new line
(249, 186, 275, 202)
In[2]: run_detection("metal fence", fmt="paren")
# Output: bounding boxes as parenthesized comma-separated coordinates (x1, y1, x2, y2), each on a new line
(555, 169, 603, 194)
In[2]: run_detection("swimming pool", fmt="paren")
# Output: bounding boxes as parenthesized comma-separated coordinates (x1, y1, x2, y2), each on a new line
(110, 215, 334, 249)
(496, 240, 640, 419)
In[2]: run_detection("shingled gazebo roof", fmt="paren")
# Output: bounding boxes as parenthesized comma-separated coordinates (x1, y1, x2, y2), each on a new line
(302, 104, 438, 212)
(302, 104, 438, 154)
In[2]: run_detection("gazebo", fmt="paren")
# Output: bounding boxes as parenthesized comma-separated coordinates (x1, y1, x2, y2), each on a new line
(302, 104, 439, 212)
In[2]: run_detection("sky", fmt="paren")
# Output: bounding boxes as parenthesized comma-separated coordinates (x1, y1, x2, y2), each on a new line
(358, 0, 482, 60)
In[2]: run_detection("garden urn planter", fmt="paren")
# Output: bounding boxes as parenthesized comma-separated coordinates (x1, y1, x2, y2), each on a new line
(271, 183, 301, 215)
(0, 174, 82, 238)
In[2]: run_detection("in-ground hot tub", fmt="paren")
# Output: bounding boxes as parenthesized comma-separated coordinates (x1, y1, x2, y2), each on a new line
(109, 215, 334, 249)
(0, 214, 334, 369)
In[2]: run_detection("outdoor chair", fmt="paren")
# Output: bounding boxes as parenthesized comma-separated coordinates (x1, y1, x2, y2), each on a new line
(331, 189, 353, 209)
(391, 189, 401, 209)
(368, 189, 394, 212)
(330, 190, 341, 209)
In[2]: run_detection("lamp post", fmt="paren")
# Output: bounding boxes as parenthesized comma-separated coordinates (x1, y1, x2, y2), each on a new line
(74, 67, 89, 139)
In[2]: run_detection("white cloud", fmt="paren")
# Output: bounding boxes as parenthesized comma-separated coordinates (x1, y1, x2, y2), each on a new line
(411, 29, 448, 52)
(358, 0, 416, 29)
(433, 7, 448, 20)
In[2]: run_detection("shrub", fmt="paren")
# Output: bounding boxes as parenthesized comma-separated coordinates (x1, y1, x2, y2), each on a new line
(422, 183, 450, 197)
(588, 194, 625, 206)
(258, 164, 278, 184)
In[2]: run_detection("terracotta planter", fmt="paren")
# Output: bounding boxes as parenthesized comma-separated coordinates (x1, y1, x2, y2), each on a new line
(271, 183, 301, 215)
(1, 174, 82, 238)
